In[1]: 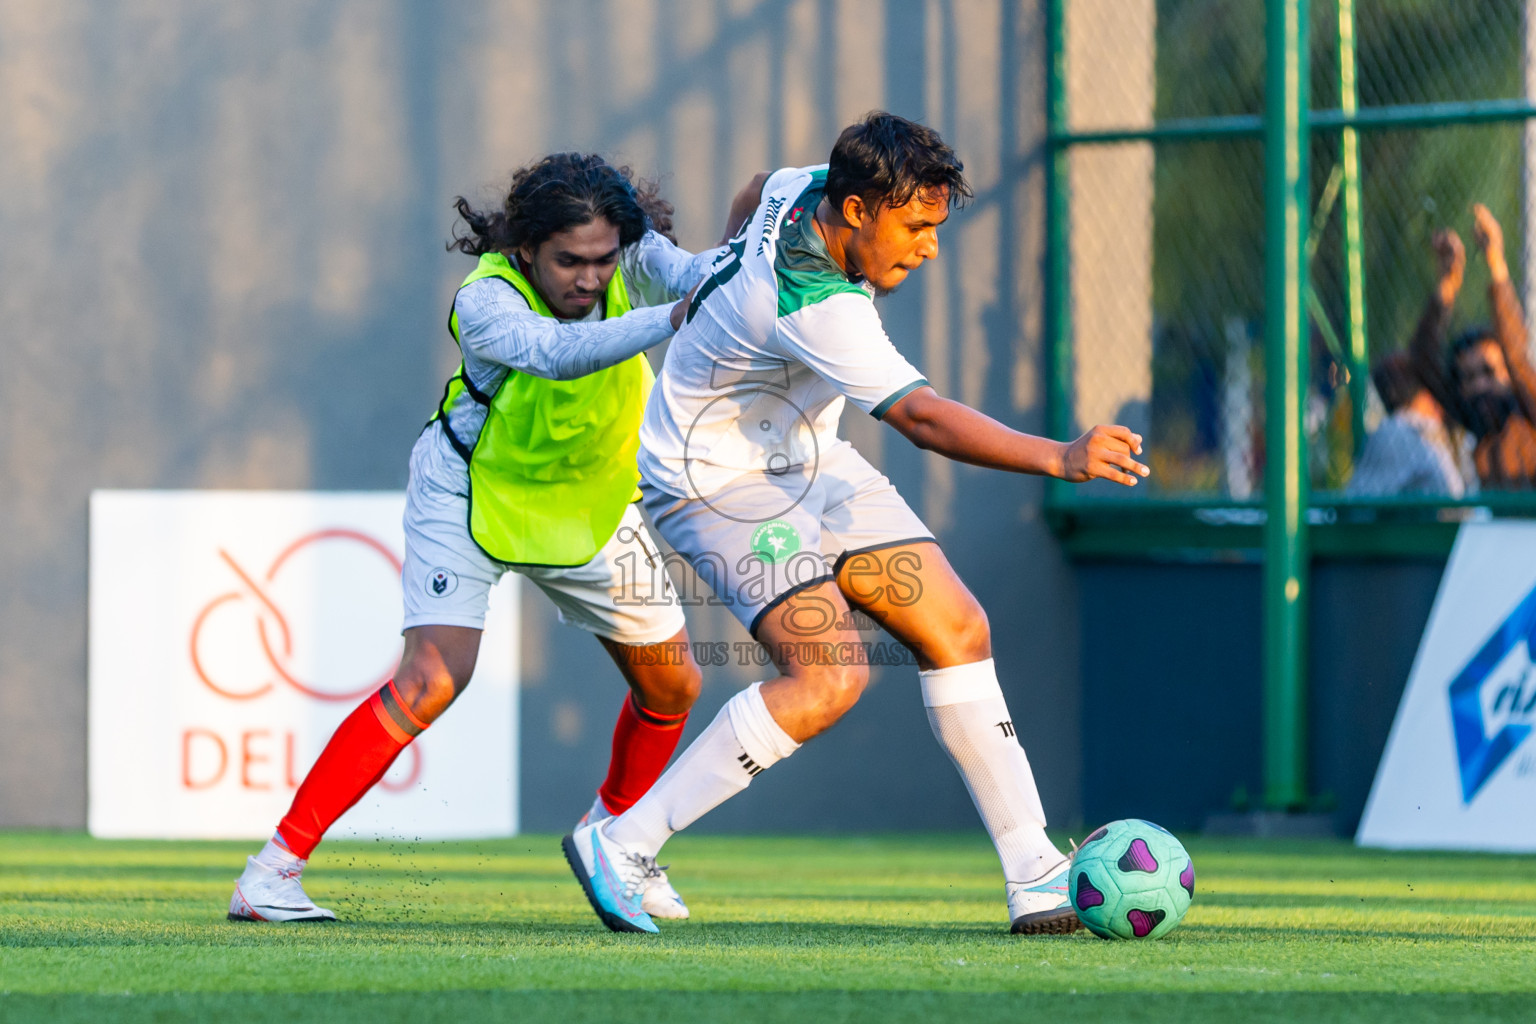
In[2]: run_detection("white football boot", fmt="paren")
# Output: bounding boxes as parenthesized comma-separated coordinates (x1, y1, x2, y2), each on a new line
(228, 856, 337, 922)
(575, 797, 689, 920)
(636, 857, 689, 920)
(1006, 858, 1081, 935)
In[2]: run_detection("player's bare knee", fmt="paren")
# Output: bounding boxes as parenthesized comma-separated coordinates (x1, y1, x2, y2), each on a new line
(950, 609, 992, 664)
(812, 661, 868, 718)
(920, 608, 991, 668)
(393, 661, 467, 724)
(675, 661, 704, 705)
(635, 661, 702, 715)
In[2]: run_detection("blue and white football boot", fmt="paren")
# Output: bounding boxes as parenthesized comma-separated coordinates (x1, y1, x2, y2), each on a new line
(575, 797, 689, 920)
(562, 822, 660, 934)
(1006, 858, 1082, 935)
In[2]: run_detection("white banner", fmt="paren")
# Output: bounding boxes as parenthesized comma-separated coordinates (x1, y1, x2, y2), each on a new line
(1357, 520, 1536, 851)
(88, 490, 518, 840)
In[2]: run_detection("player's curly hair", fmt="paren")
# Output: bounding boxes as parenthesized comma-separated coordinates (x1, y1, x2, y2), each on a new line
(826, 112, 972, 213)
(447, 152, 676, 256)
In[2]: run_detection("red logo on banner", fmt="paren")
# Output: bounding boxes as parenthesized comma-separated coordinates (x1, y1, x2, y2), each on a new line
(189, 529, 403, 702)
(183, 528, 418, 792)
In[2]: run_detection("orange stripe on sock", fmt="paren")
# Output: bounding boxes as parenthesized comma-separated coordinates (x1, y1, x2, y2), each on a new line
(386, 680, 431, 732)
(631, 693, 688, 728)
(368, 690, 415, 745)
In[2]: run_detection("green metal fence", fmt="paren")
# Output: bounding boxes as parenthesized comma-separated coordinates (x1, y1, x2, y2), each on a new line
(1048, 0, 1536, 549)
(1045, 0, 1536, 808)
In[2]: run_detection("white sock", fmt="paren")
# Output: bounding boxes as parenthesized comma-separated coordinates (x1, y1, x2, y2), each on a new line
(586, 792, 611, 824)
(255, 836, 304, 873)
(921, 659, 1064, 883)
(605, 682, 800, 857)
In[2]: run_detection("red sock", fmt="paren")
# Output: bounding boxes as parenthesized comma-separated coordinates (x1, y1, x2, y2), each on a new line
(275, 680, 428, 858)
(597, 694, 689, 815)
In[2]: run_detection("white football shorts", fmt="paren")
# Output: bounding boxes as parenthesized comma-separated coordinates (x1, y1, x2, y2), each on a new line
(639, 441, 935, 635)
(401, 461, 686, 646)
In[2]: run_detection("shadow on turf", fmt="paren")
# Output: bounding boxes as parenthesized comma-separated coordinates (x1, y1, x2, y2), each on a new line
(1192, 922, 1536, 944)
(15, 862, 1530, 917)
(18, 907, 1536, 947)
(9, 914, 1532, 952)
(2, 991, 1534, 1024)
(0, 918, 1034, 949)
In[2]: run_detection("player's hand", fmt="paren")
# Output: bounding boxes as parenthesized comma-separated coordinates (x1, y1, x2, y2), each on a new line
(1472, 203, 1509, 283)
(670, 281, 703, 331)
(1058, 425, 1148, 486)
(1431, 228, 1464, 305)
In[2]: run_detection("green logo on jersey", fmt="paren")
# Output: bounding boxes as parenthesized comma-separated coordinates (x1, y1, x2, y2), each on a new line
(751, 520, 802, 564)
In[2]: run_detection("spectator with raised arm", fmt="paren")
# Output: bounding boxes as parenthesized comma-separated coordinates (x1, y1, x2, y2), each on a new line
(1409, 204, 1536, 489)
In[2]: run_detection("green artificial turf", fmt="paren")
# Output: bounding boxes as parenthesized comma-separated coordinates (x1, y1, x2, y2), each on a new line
(1, 831, 1533, 1022)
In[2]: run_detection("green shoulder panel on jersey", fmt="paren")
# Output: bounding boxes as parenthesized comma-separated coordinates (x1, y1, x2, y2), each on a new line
(773, 174, 873, 318)
(776, 268, 870, 318)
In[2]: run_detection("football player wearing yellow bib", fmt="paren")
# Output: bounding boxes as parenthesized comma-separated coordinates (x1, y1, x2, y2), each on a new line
(564, 115, 1148, 935)
(230, 154, 729, 924)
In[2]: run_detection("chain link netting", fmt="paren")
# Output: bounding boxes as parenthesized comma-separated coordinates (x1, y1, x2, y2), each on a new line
(1059, 0, 1536, 504)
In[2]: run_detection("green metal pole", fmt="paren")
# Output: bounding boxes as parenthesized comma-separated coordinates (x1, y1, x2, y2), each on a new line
(1338, 0, 1369, 458)
(1263, 0, 1310, 811)
(1045, 0, 1073, 507)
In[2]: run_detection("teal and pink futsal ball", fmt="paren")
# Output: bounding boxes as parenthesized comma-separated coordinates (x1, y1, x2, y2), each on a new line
(1068, 819, 1193, 939)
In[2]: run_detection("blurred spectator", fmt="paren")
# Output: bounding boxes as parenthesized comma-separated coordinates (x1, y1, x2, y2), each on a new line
(1347, 353, 1468, 497)
(1410, 205, 1536, 489)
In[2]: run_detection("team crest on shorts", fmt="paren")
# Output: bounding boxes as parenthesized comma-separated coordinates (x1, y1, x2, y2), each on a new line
(750, 520, 801, 564)
(427, 568, 458, 597)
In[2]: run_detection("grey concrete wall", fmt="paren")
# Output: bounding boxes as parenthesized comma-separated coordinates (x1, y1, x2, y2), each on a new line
(0, 0, 1080, 832)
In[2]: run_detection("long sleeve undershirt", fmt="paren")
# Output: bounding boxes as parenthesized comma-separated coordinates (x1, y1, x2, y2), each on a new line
(412, 231, 720, 497)
(455, 283, 673, 384)
(456, 230, 719, 387)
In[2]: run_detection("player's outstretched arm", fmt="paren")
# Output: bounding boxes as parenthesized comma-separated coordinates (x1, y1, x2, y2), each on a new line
(621, 230, 726, 305)
(882, 385, 1149, 486)
(457, 280, 695, 381)
(622, 170, 777, 303)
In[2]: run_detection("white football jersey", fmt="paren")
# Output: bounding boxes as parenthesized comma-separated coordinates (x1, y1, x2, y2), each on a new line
(638, 166, 928, 499)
